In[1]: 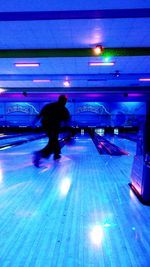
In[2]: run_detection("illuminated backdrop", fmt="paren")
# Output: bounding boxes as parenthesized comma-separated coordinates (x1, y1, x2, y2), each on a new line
(0, 101, 146, 127)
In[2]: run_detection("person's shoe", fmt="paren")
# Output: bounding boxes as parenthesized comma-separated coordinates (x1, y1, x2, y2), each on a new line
(54, 154, 61, 160)
(33, 152, 41, 167)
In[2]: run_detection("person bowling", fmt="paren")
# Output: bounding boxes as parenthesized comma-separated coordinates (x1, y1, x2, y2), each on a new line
(32, 95, 70, 167)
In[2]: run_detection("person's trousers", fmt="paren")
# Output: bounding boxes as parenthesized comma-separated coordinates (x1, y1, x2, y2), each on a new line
(39, 129, 61, 158)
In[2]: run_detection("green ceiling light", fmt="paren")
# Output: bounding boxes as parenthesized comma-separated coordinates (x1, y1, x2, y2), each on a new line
(104, 57, 109, 62)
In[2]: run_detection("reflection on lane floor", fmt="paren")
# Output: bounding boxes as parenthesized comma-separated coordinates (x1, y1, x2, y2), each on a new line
(0, 134, 149, 267)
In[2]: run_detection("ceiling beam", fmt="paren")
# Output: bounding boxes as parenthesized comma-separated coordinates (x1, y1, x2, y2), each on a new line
(0, 9, 149, 21)
(0, 47, 150, 58)
(2, 87, 150, 92)
(0, 73, 150, 81)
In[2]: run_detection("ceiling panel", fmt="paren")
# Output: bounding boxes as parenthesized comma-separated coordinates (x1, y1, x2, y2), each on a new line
(0, 2, 149, 102)
(0, 18, 150, 49)
(1, 0, 150, 12)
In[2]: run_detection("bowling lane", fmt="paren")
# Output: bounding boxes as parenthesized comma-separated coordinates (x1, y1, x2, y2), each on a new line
(0, 132, 28, 139)
(0, 132, 46, 149)
(0, 130, 72, 150)
(0, 133, 150, 266)
(102, 134, 137, 156)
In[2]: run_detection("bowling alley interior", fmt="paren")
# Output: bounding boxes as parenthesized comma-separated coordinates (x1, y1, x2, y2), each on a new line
(0, 1, 150, 266)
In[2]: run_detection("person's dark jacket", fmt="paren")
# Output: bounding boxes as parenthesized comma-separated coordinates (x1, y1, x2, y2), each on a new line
(39, 102, 70, 130)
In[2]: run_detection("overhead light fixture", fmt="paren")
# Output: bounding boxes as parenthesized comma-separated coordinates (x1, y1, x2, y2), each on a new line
(22, 91, 27, 97)
(139, 78, 150, 81)
(89, 62, 114, 66)
(124, 93, 128, 97)
(0, 88, 6, 93)
(113, 70, 120, 77)
(32, 79, 51, 82)
(15, 63, 40, 67)
(104, 57, 111, 62)
(63, 80, 70, 87)
(128, 93, 144, 97)
(93, 45, 103, 55)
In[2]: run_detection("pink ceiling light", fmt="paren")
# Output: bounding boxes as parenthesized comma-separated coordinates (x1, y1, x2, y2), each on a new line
(139, 78, 150, 81)
(15, 63, 40, 67)
(32, 80, 51, 82)
(89, 62, 114, 66)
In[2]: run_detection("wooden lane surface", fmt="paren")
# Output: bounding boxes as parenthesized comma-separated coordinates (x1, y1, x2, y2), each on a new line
(0, 134, 149, 267)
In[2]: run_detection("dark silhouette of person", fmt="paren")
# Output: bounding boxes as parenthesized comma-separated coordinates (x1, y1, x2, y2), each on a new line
(32, 95, 70, 167)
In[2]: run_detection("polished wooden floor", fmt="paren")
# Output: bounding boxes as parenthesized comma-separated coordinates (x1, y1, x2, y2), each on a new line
(0, 133, 150, 267)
